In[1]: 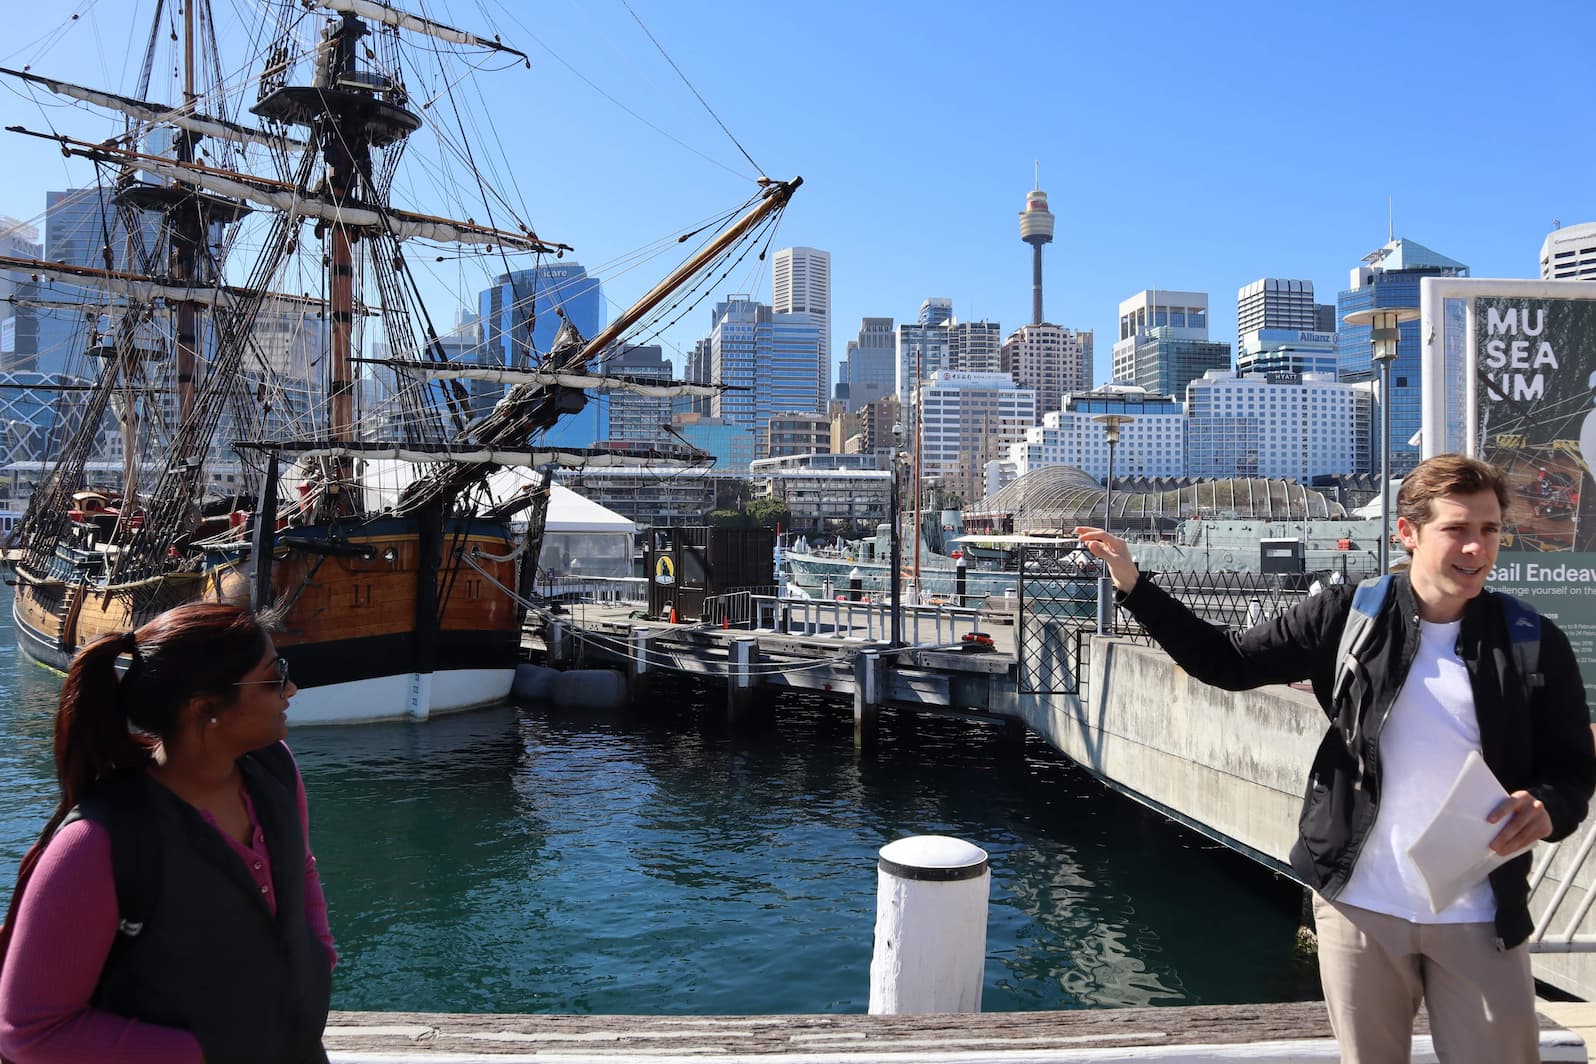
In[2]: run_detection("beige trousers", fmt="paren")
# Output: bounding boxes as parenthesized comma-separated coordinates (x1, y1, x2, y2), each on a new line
(1312, 894, 1537, 1064)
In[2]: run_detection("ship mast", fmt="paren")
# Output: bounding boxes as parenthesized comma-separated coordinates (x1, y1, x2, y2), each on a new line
(253, 9, 424, 514)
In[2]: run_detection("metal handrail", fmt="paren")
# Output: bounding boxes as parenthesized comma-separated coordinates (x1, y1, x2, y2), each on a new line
(1528, 816, 1596, 952)
(750, 594, 986, 646)
(536, 574, 648, 603)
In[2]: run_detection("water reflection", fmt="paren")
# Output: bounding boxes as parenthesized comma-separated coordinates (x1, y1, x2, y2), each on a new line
(0, 603, 1313, 1015)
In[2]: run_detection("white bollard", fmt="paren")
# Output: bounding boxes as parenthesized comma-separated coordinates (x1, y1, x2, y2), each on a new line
(868, 835, 990, 1015)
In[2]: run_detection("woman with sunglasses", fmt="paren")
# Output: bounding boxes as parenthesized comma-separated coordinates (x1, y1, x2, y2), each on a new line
(0, 602, 335, 1063)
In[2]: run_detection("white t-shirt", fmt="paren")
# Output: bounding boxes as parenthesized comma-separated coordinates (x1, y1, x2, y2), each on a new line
(1336, 618, 1497, 923)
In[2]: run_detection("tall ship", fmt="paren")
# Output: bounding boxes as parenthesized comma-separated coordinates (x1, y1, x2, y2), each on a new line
(2, 1, 796, 722)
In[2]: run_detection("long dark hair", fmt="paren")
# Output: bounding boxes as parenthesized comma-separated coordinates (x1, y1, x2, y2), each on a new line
(1, 601, 269, 972)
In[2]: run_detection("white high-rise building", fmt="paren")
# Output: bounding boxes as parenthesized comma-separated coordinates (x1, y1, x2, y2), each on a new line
(1184, 369, 1368, 481)
(1236, 278, 1318, 344)
(1540, 222, 1596, 280)
(1111, 290, 1226, 398)
(1004, 385, 1184, 484)
(772, 247, 831, 409)
(948, 320, 1003, 374)
(918, 370, 1035, 504)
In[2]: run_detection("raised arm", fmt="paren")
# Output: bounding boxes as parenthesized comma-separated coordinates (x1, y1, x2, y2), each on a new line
(1075, 525, 1346, 697)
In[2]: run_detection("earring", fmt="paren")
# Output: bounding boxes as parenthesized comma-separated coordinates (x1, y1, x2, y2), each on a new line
(208, 716, 218, 726)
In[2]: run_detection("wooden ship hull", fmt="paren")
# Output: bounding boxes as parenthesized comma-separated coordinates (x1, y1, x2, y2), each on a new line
(11, 514, 525, 724)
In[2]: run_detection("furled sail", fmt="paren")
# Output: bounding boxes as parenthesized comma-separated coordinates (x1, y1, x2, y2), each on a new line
(238, 441, 698, 469)
(0, 67, 305, 149)
(364, 361, 726, 398)
(13, 130, 566, 253)
(127, 154, 558, 251)
(308, 0, 530, 60)
(0, 255, 355, 312)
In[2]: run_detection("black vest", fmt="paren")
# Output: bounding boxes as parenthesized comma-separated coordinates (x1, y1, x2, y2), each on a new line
(69, 745, 332, 1064)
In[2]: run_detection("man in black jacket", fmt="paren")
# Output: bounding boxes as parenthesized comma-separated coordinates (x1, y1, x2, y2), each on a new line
(1076, 454, 1595, 1064)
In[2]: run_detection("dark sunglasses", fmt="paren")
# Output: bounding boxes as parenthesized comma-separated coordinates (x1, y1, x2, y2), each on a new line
(233, 656, 291, 695)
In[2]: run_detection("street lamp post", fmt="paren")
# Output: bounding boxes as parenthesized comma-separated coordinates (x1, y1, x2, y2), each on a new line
(1091, 413, 1134, 633)
(1343, 306, 1420, 574)
(1092, 414, 1135, 534)
(889, 422, 904, 647)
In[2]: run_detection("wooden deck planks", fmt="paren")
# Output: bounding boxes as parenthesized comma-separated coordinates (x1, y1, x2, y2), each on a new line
(323, 1005, 1585, 1061)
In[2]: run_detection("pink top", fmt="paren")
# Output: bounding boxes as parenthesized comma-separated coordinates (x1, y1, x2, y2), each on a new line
(0, 743, 337, 1063)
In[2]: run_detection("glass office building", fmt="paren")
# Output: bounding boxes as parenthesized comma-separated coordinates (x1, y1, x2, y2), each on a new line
(1336, 239, 1468, 474)
(479, 262, 605, 447)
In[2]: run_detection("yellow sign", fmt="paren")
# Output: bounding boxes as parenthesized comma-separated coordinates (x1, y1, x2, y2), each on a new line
(654, 554, 675, 585)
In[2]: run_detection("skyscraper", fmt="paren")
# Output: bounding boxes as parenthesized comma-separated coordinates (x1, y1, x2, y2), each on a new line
(918, 371, 1036, 504)
(478, 262, 605, 446)
(704, 295, 821, 456)
(843, 317, 895, 412)
(602, 343, 673, 444)
(1541, 222, 1596, 280)
(1111, 289, 1229, 398)
(1236, 278, 1318, 344)
(38, 187, 161, 378)
(895, 298, 954, 399)
(1236, 278, 1337, 377)
(948, 320, 1003, 374)
(772, 247, 831, 410)
(1002, 323, 1093, 416)
(0, 218, 42, 373)
(1337, 238, 1468, 474)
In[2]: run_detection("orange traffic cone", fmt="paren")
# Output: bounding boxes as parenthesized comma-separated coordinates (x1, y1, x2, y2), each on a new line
(668, 606, 678, 624)
(721, 616, 730, 629)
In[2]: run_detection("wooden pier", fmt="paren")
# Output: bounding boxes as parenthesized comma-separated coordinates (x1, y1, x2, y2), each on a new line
(530, 597, 1026, 741)
(324, 1003, 1586, 1060)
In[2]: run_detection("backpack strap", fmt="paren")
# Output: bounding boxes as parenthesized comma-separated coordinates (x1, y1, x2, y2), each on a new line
(61, 774, 161, 942)
(1492, 590, 1544, 701)
(1332, 574, 1392, 706)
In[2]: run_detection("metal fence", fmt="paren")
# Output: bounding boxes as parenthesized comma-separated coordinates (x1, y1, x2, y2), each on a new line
(1113, 570, 1328, 644)
(1017, 546, 1099, 696)
(702, 587, 777, 627)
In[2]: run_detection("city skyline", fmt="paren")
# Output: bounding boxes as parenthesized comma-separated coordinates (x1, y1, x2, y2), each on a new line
(0, 2, 1590, 391)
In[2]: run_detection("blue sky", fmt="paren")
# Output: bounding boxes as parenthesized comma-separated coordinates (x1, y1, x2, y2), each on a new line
(2, 1, 1593, 388)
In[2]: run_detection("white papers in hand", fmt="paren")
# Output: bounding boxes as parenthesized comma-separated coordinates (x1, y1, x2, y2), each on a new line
(1405, 751, 1532, 915)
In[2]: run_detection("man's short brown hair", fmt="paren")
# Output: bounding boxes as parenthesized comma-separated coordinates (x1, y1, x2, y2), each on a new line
(1396, 453, 1511, 529)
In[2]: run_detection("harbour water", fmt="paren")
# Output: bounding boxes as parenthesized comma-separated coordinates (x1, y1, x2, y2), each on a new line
(0, 585, 1318, 1015)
